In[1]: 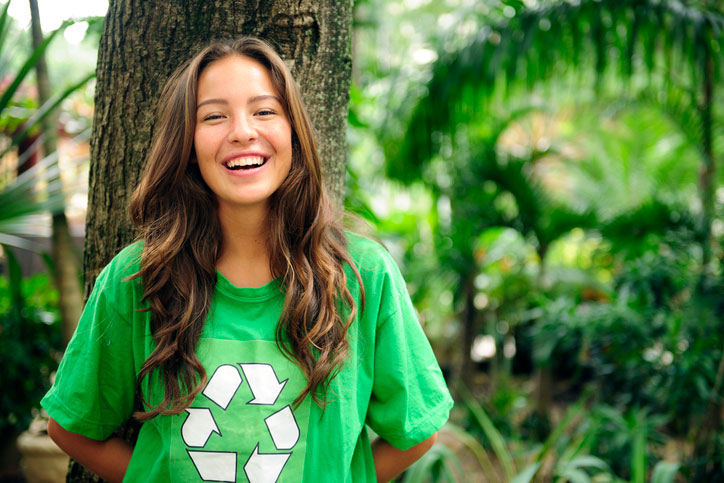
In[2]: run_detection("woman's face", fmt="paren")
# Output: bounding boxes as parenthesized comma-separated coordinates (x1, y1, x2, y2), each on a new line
(194, 55, 292, 214)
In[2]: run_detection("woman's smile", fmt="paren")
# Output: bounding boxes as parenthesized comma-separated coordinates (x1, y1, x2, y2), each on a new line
(194, 55, 292, 211)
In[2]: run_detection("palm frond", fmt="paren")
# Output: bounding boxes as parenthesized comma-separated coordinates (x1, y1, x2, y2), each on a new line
(0, 18, 71, 115)
(0, 2, 11, 61)
(0, 129, 90, 251)
(389, 0, 724, 179)
(0, 71, 95, 158)
(600, 198, 697, 244)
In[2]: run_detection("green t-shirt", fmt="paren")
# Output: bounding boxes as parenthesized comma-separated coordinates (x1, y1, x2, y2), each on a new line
(42, 232, 453, 482)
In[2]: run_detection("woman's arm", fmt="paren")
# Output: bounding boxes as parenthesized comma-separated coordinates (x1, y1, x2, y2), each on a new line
(47, 417, 133, 483)
(371, 432, 438, 483)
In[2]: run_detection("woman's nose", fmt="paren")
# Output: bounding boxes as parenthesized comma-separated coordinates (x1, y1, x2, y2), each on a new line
(228, 115, 257, 143)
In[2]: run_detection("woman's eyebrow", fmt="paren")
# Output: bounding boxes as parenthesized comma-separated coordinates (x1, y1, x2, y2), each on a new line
(249, 94, 283, 104)
(196, 95, 282, 110)
(197, 98, 228, 109)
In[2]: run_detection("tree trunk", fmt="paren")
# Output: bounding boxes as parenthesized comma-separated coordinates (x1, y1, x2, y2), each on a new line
(29, 0, 83, 346)
(698, 45, 715, 273)
(693, 48, 721, 470)
(84, 0, 352, 288)
(73, 1, 352, 481)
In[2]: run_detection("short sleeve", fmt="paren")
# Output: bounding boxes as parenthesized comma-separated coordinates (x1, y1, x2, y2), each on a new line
(41, 248, 142, 441)
(363, 245, 453, 451)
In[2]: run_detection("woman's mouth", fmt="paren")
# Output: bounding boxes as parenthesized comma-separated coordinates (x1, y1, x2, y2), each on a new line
(224, 156, 267, 170)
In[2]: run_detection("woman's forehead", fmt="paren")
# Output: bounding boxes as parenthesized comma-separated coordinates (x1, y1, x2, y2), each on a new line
(197, 55, 280, 99)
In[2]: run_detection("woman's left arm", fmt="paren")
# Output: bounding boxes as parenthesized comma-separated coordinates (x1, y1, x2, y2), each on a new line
(371, 432, 438, 483)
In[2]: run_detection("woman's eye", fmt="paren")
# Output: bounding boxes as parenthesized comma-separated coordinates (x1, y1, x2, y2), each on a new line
(257, 109, 275, 116)
(203, 114, 224, 121)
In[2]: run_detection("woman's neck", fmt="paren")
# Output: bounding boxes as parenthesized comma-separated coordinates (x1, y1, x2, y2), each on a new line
(215, 203, 274, 288)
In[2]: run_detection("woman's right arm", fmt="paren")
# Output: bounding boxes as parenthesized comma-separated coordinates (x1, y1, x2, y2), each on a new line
(47, 417, 133, 483)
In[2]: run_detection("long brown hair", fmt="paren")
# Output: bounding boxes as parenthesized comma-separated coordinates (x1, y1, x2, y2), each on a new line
(128, 37, 363, 421)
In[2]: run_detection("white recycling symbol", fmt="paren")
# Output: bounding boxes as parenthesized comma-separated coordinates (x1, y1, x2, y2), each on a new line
(181, 363, 300, 483)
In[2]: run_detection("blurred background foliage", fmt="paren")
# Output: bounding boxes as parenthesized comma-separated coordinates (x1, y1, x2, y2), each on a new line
(348, 0, 724, 481)
(0, 0, 96, 458)
(2, 0, 724, 481)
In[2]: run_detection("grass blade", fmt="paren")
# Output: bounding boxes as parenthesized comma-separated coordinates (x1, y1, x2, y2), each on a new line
(456, 382, 516, 481)
(651, 461, 680, 483)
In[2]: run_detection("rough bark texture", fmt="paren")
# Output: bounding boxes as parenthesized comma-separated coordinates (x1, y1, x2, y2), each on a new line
(84, 0, 353, 289)
(73, 1, 352, 481)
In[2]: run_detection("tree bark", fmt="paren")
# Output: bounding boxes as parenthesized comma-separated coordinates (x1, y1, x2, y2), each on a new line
(84, 0, 353, 289)
(73, 1, 352, 481)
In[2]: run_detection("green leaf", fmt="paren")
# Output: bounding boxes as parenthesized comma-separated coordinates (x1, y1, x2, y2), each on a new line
(631, 425, 647, 483)
(0, 233, 46, 252)
(559, 467, 591, 483)
(512, 462, 540, 483)
(0, 18, 71, 114)
(443, 422, 499, 479)
(0, 130, 90, 252)
(535, 395, 590, 464)
(402, 443, 463, 483)
(651, 461, 680, 483)
(0, 2, 11, 61)
(348, 106, 368, 128)
(0, 71, 95, 157)
(564, 455, 609, 471)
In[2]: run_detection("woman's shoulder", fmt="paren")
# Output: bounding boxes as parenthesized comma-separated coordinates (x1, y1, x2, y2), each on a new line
(82, 241, 146, 324)
(93, 240, 144, 289)
(345, 231, 390, 264)
(343, 231, 402, 279)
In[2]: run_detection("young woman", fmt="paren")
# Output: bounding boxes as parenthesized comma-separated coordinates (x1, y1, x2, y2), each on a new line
(43, 37, 452, 483)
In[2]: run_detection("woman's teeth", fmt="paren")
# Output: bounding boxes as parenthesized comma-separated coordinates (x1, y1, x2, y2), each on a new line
(226, 156, 265, 170)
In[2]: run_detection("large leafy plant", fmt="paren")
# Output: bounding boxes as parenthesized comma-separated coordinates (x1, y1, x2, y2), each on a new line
(0, 0, 92, 439)
(0, 249, 61, 438)
(0, 1, 93, 250)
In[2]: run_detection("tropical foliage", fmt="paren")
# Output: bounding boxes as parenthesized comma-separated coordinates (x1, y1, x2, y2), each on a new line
(2, 0, 724, 480)
(0, 0, 91, 443)
(349, 0, 724, 480)
(0, 1, 93, 249)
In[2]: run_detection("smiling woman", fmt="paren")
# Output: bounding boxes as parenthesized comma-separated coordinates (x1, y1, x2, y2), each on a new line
(40, 37, 452, 483)
(194, 55, 292, 216)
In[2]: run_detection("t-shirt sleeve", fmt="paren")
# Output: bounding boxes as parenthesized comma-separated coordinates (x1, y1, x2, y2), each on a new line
(41, 257, 139, 441)
(363, 247, 453, 451)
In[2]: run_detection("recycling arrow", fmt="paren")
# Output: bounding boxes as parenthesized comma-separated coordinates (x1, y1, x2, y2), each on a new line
(243, 444, 290, 483)
(182, 408, 221, 447)
(181, 361, 301, 482)
(264, 405, 299, 451)
(239, 363, 288, 405)
(187, 450, 237, 482)
(203, 364, 242, 410)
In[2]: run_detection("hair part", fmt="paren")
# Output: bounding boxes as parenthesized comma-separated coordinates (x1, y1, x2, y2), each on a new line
(128, 37, 363, 421)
